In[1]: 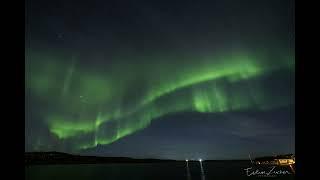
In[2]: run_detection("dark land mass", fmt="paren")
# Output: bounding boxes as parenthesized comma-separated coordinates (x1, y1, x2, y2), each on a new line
(25, 152, 179, 165)
(25, 152, 293, 165)
(25, 152, 249, 165)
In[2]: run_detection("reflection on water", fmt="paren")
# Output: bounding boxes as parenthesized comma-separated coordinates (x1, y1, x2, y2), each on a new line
(185, 159, 206, 180)
(199, 161, 206, 180)
(186, 160, 191, 180)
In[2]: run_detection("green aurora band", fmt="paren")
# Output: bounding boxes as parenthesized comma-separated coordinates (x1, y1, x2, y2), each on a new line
(25, 49, 294, 151)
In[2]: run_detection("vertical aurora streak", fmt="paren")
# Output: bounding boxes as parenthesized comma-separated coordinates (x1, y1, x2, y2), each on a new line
(61, 56, 76, 97)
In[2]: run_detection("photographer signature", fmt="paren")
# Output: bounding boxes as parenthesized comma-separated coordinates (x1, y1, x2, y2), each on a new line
(244, 166, 291, 177)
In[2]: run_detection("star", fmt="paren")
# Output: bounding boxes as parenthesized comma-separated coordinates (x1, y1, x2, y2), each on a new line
(57, 33, 64, 39)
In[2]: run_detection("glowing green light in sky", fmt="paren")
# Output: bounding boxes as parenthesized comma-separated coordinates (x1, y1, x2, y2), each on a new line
(25, 49, 294, 151)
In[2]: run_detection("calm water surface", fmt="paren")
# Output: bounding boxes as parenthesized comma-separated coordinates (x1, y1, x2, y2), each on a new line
(25, 161, 294, 180)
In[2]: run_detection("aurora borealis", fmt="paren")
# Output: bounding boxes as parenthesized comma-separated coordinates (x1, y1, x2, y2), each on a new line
(26, 0, 294, 159)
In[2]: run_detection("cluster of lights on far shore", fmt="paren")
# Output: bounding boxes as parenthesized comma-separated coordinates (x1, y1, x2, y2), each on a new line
(185, 159, 203, 162)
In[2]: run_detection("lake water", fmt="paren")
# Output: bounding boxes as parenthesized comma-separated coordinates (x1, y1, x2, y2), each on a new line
(25, 161, 294, 180)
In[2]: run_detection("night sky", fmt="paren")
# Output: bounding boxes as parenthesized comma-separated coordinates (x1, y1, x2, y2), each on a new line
(25, 0, 295, 160)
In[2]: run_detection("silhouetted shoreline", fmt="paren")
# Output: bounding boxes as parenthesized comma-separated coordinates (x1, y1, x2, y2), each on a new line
(25, 152, 252, 165)
(25, 152, 180, 165)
